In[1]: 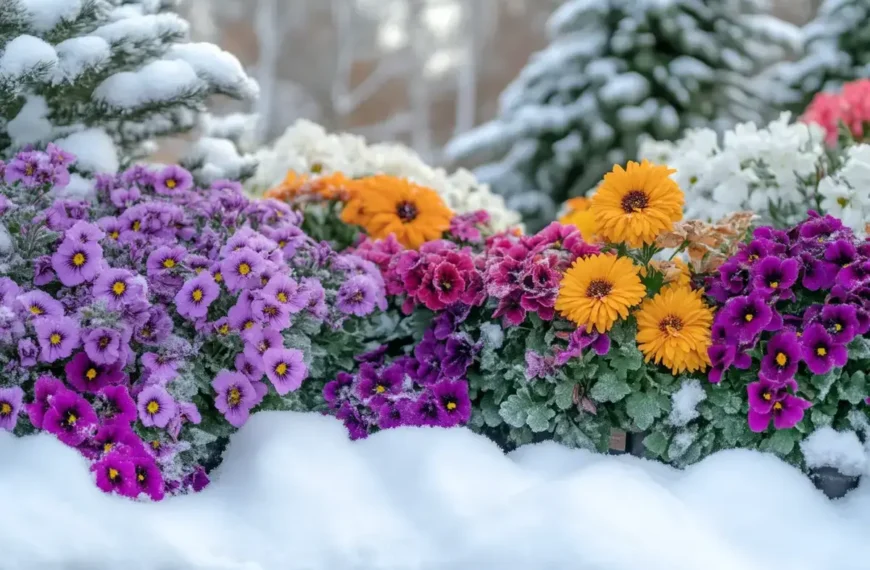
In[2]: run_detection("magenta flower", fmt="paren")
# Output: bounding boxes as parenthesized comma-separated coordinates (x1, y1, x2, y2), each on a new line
(96, 385, 138, 425)
(43, 390, 98, 446)
(51, 238, 102, 286)
(748, 392, 812, 432)
(263, 347, 308, 395)
(760, 332, 801, 384)
(65, 352, 124, 393)
(751, 256, 799, 299)
(212, 370, 258, 428)
(16, 290, 63, 320)
(336, 275, 378, 316)
(221, 247, 265, 292)
(82, 327, 123, 365)
(92, 423, 147, 457)
(34, 316, 80, 363)
(131, 455, 165, 500)
(355, 362, 403, 401)
(0, 386, 23, 431)
(801, 323, 848, 375)
(228, 293, 256, 332)
(718, 294, 776, 343)
(431, 380, 472, 425)
(141, 352, 181, 384)
(819, 304, 859, 345)
(376, 399, 414, 429)
(555, 328, 611, 365)
(137, 385, 176, 428)
(175, 272, 219, 320)
(92, 451, 137, 497)
(25, 375, 64, 429)
(154, 164, 193, 195)
(410, 393, 449, 427)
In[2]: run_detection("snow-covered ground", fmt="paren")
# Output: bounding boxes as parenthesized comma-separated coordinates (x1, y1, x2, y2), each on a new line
(2, 412, 868, 570)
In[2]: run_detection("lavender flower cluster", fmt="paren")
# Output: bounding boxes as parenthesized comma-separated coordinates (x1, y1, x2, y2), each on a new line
(707, 212, 870, 432)
(0, 148, 385, 500)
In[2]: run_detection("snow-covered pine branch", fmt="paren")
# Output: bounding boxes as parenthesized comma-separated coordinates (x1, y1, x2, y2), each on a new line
(0, 0, 258, 170)
(444, 0, 799, 230)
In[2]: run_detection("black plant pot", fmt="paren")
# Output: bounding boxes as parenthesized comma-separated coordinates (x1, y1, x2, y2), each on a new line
(810, 467, 860, 500)
(626, 431, 650, 459)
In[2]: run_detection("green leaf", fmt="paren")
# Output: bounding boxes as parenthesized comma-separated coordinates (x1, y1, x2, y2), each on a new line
(642, 431, 669, 457)
(810, 370, 840, 401)
(810, 407, 834, 428)
(499, 393, 531, 428)
(526, 405, 556, 433)
(625, 392, 662, 431)
(848, 337, 870, 360)
(480, 394, 503, 428)
(613, 344, 644, 374)
(838, 371, 867, 405)
(589, 370, 632, 403)
(554, 382, 575, 410)
(763, 430, 797, 456)
(720, 416, 748, 445)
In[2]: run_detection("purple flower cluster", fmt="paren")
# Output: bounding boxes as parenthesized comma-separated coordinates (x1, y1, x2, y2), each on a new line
(0, 149, 385, 500)
(324, 324, 478, 439)
(485, 222, 600, 326)
(706, 212, 870, 432)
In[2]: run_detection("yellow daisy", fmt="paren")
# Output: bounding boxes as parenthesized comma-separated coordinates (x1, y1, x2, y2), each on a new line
(635, 285, 713, 375)
(591, 160, 684, 248)
(559, 197, 597, 242)
(556, 253, 647, 333)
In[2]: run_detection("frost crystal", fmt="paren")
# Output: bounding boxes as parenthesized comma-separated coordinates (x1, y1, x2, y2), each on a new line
(668, 379, 706, 427)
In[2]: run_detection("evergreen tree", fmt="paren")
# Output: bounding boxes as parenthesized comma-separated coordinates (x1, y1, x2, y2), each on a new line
(0, 0, 257, 173)
(770, 0, 870, 114)
(445, 0, 799, 229)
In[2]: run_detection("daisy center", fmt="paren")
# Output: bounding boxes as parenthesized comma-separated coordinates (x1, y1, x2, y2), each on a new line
(49, 333, 62, 345)
(72, 253, 86, 266)
(191, 288, 204, 302)
(396, 201, 419, 222)
(0, 402, 11, 415)
(620, 190, 649, 213)
(112, 281, 126, 296)
(86, 368, 98, 380)
(775, 353, 788, 367)
(816, 346, 827, 357)
(238, 263, 251, 276)
(228, 387, 242, 405)
(275, 362, 288, 376)
(162, 258, 176, 269)
(658, 315, 683, 336)
(585, 279, 613, 300)
(146, 401, 160, 414)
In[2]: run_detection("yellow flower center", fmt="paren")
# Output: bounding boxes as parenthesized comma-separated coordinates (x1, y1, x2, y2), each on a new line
(86, 368, 98, 381)
(0, 402, 11, 415)
(658, 315, 683, 337)
(191, 288, 203, 302)
(244, 320, 254, 330)
(214, 272, 223, 283)
(166, 179, 177, 189)
(29, 305, 43, 315)
(108, 468, 119, 480)
(278, 241, 286, 248)
(194, 267, 204, 274)
(162, 258, 176, 269)
(375, 385, 386, 394)
(261, 276, 269, 286)
(446, 401, 457, 410)
(744, 313, 754, 322)
(67, 413, 77, 425)
(762, 392, 771, 401)
(773, 402, 783, 411)
(140, 326, 151, 338)
(620, 190, 649, 213)
(837, 197, 849, 207)
(816, 347, 827, 357)
(112, 281, 126, 296)
(132, 220, 141, 232)
(138, 473, 145, 482)
(238, 263, 251, 276)
(110, 231, 119, 240)
(146, 401, 160, 414)
(151, 440, 160, 449)
(275, 362, 288, 376)
(72, 253, 86, 266)
(104, 442, 114, 453)
(769, 281, 779, 289)
(277, 292, 288, 303)
(775, 353, 788, 367)
(228, 388, 241, 405)
(835, 323, 843, 332)
(218, 323, 230, 335)
(49, 333, 62, 345)
(585, 279, 613, 300)
(748, 254, 758, 262)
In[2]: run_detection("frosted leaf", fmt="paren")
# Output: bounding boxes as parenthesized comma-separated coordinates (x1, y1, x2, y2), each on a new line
(668, 429, 697, 459)
(800, 427, 868, 476)
(0, 34, 57, 77)
(668, 379, 706, 427)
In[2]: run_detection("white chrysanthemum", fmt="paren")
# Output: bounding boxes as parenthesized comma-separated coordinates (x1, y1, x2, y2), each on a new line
(639, 113, 827, 224)
(818, 144, 870, 234)
(248, 120, 521, 231)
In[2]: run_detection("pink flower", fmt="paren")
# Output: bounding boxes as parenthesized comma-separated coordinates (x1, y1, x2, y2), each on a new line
(802, 79, 870, 145)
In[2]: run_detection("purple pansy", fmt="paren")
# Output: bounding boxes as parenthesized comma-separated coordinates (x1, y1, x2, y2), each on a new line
(137, 385, 176, 428)
(154, 164, 193, 195)
(43, 390, 98, 446)
(0, 386, 24, 431)
(65, 352, 124, 393)
(800, 323, 848, 375)
(751, 256, 799, 299)
(16, 290, 64, 320)
(262, 347, 308, 395)
(431, 380, 472, 425)
(92, 452, 137, 497)
(212, 370, 258, 428)
(96, 385, 138, 425)
(52, 239, 102, 286)
(34, 316, 80, 362)
(221, 247, 265, 292)
(175, 272, 219, 320)
(82, 327, 124, 365)
(760, 332, 801, 384)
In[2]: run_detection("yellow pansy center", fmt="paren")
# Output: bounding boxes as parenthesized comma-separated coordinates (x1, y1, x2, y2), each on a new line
(277, 292, 288, 303)
(244, 320, 254, 330)
(835, 323, 843, 332)
(375, 385, 386, 394)
(132, 220, 141, 232)
(275, 363, 288, 376)
(146, 400, 160, 414)
(66, 413, 77, 425)
(86, 368, 98, 381)
(103, 442, 114, 453)
(218, 323, 230, 335)
(816, 347, 827, 357)
(238, 263, 251, 276)
(109, 230, 119, 240)
(744, 313, 754, 322)
(191, 288, 203, 302)
(213, 272, 223, 283)
(138, 473, 145, 482)
(166, 178, 177, 189)
(228, 388, 241, 405)
(762, 392, 771, 401)
(29, 305, 43, 315)
(112, 281, 126, 296)
(775, 353, 788, 367)
(446, 401, 457, 410)
(162, 258, 176, 269)
(49, 333, 62, 345)
(769, 281, 779, 289)
(0, 402, 11, 415)
(773, 402, 783, 411)
(72, 253, 86, 266)
(108, 468, 119, 480)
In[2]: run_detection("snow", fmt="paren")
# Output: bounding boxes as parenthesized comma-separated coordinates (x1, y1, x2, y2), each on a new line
(93, 13, 190, 47)
(668, 379, 707, 427)
(185, 137, 257, 183)
(53, 128, 119, 174)
(6, 95, 53, 147)
(166, 43, 259, 100)
(0, 34, 58, 77)
(59, 173, 96, 200)
(801, 427, 869, 477)
(600, 73, 650, 105)
(2, 411, 869, 570)
(52, 36, 111, 83)
(94, 59, 204, 109)
(21, 0, 82, 33)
